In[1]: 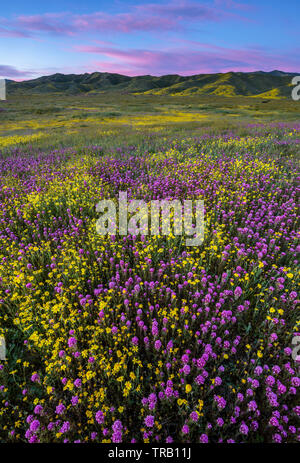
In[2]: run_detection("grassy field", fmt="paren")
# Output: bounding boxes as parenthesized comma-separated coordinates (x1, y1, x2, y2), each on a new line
(1, 93, 300, 152)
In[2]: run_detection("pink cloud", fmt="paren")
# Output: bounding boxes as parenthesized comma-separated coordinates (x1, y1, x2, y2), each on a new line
(76, 43, 300, 76)
(16, 13, 77, 36)
(71, 12, 176, 33)
(213, 0, 254, 11)
(0, 1, 251, 38)
(0, 26, 31, 38)
(0, 64, 37, 78)
(135, 0, 250, 23)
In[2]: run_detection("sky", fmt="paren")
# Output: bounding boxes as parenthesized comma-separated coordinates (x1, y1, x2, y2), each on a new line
(0, 0, 299, 80)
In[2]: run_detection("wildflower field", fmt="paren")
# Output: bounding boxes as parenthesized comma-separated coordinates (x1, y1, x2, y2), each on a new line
(0, 94, 299, 443)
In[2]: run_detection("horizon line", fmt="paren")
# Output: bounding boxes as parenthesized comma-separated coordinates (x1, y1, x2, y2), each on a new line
(3, 69, 299, 83)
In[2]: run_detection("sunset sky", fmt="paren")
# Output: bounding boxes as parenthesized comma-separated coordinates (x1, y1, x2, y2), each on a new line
(0, 0, 299, 80)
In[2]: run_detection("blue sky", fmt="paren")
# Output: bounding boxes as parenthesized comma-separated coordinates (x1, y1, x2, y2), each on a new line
(0, 0, 299, 79)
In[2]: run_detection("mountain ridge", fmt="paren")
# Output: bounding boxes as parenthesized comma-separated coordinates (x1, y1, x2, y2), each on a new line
(5, 70, 299, 98)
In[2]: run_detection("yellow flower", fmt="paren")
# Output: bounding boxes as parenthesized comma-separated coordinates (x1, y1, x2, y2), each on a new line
(124, 381, 132, 391)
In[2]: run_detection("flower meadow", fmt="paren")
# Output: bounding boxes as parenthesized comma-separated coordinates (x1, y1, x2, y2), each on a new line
(0, 123, 299, 443)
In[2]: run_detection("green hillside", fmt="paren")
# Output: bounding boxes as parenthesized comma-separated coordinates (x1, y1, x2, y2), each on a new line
(6, 70, 298, 98)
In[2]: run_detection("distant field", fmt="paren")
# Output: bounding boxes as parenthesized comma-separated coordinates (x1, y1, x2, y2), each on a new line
(1, 93, 300, 152)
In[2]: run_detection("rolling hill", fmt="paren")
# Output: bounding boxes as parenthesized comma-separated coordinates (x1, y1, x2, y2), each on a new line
(5, 70, 299, 98)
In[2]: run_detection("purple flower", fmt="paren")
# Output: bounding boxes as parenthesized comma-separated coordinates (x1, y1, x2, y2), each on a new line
(254, 366, 263, 376)
(234, 286, 243, 299)
(214, 376, 222, 386)
(214, 395, 226, 410)
(34, 405, 43, 415)
(291, 377, 300, 387)
(248, 400, 258, 412)
(145, 415, 154, 428)
(154, 340, 162, 351)
(60, 421, 70, 434)
(112, 420, 123, 432)
(29, 420, 40, 432)
(29, 435, 39, 443)
(74, 378, 82, 388)
(95, 410, 104, 424)
(181, 354, 189, 364)
(112, 431, 122, 443)
(239, 422, 249, 435)
(266, 375, 275, 387)
(71, 395, 78, 406)
(56, 404, 66, 415)
(269, 417, 279, 427)
(190, 411, 199, 422)
(273, 433, 282, 443)
(31, 373, 40, 383)
(217, 418, 224, 427)
(199, 433, 208, 443)
(251, 421, 259, 431)
(183, 364, 190, 375)
(182, 424, 189, 434)
(165, 386, 173, 398)
(195, 375, 205, 385)
(68, 337, 77, 348)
